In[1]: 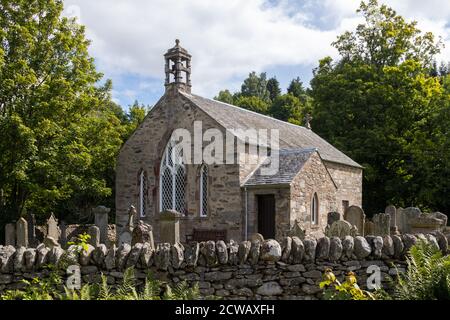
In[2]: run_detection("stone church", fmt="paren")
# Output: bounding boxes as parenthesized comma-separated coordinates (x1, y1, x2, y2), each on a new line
(116, 40, 362, 243)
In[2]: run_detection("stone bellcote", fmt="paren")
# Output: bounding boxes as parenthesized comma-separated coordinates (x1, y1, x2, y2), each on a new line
(164, 39, 192, 93)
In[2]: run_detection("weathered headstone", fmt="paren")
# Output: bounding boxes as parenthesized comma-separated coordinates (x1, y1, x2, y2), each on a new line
(397, 207, 421, 233)
(26, 213, 37, 247)
(327, 212, 341, 226)
(373, 213, 390, 236)
(88, 225, 100, 247)
(364, 220, 375, 236)
(46, 213, 59, 240)
(325, 220, 352, 239)
(344, 205, 365, 236)
(159, 209, 182, 245)
(409, 214, 445, 234)
(59, 220, 67, 246)
(93, 205, 110, 244)
(118, 206, 135, 246)
(16, 218, 28, 247)
(5, 223, 15, 246)
(385, 205, 396, 228)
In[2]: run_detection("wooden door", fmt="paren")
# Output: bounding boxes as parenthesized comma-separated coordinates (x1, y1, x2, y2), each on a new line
(257, 194, 276, 239)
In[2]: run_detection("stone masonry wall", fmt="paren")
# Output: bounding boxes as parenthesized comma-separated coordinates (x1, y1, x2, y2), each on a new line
(291, 153, 338, 238)
(1, 233, 447, 299)
(324, 161, 363, 213)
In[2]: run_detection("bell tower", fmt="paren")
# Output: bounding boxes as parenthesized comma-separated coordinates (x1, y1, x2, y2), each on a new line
(164, 39, 192, 93)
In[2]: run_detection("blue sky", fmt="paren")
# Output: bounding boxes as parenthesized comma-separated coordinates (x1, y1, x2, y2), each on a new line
(62, 0, 450, 109)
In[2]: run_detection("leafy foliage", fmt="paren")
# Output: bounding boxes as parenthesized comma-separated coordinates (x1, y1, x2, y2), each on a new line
(310, 0, 447, 214)
(394, 241, 450, 300)
(0, 266, 200, 300)
(320, 269, 377, 300)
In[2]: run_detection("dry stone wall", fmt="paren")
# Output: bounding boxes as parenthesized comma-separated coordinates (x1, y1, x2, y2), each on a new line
(0, 234, 448, 299)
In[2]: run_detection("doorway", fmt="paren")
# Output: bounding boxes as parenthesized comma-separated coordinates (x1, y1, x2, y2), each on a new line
(257, 194, 276, 239)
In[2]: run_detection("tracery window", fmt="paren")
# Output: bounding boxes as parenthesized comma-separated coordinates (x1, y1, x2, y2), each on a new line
(160, 139, 186, 214)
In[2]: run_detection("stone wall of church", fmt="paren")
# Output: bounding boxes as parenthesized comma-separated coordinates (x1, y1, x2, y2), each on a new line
(116, 90, 243, 243)
(324, 161, 363, 214)
(290, 153, 338, 238)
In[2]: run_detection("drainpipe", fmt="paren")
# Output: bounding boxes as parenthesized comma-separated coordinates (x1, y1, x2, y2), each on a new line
(244, 186, 248, 241)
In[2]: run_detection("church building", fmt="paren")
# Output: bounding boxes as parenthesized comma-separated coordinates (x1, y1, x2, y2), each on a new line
(115, 40, 362, 242)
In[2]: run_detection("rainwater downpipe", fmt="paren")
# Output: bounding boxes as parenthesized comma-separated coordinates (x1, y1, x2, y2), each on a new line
(244, 186, 248, 241)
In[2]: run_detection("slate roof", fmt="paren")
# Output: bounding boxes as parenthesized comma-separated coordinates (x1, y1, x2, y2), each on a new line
(181, 92, 362, 168)
(244, 149, 316, 186)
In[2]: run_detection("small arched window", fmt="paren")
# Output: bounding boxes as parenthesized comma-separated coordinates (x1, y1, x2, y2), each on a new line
(200, 164, 208, 217)
(311, 192, 319, 225)
(139, 170, 147, 217)
(160, 139, 186, 214)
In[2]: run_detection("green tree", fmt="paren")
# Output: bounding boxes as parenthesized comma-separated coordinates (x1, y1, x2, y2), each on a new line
(269, 93, 304, 125)
(266, 77, 281, 102)
(234, 96, 269, 114)
(310, 0, 445, 214)
(287, 77, 306, 98)
(214, 89, 234, 105)
(0, 0, 124, 226)
(241, 71, 270, 102)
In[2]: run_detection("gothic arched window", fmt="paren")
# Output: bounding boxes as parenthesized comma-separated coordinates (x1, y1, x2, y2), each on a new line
(139, 170, 148, 217)
(311, 192, 319, 225)
(160, 139, 186, 214)
(200, 164, 208, 217)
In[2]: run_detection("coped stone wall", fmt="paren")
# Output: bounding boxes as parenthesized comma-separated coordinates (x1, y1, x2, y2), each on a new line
(0, 234, 448, 299)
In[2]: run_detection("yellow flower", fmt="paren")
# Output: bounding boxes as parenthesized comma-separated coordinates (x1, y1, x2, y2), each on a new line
(324, 268, 336, 282)
(346, 271, 357, 285)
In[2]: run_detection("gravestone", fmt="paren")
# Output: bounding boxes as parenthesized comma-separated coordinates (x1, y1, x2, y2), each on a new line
(159, 209, 182, 245)
(26, 213, 37, 247)
(93, 205, 110, 244)
(59, 220, 67, 246)
(16, 218, 28, 247)
(88, 225, 100, 247)
(385, 205, 396, 227)
(47, 213, 59, 240)
(5, 223, 16, 246)
(327, 212, 341, 226)
(364, 221, 375, 236)
(373, 213, 390, 236)
(344, 205, 365, 236)
(325, 220, 353, 239)
(118, 206, 135, 246)
(397, 207, 421, 233)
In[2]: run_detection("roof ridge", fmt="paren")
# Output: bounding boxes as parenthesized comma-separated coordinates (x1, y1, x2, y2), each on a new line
(181, 91, 311, 131)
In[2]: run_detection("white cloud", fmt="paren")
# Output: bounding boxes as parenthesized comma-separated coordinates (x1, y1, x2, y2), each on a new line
(63, 0, 450, 99)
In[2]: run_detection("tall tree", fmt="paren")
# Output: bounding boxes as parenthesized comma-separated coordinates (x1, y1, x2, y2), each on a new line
(214, 89, 234, 105)
(269, 94, 304, 125)
(266, 77, 281, 102)
(310, 0, 445, 215)
(287, 77, 306, 98)
(241, 71, 270, 102)
(234, 96, 269, 115)
(0, 0, 124, 227)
